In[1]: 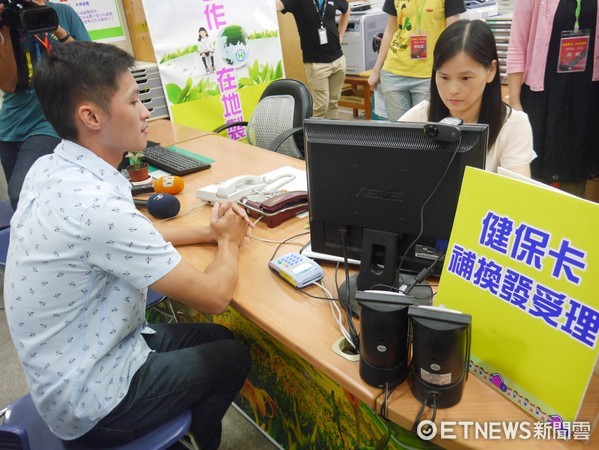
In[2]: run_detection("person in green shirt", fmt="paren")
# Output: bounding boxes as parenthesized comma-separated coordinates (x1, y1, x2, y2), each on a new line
(0, 0, 90, 210)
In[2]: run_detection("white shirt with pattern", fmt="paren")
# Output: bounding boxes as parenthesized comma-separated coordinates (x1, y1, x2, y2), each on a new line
(5, 140, 182, 440)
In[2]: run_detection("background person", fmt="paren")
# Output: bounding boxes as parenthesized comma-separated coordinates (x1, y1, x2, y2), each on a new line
(0, 6, 17, 92)
(0, 0, 90, 210)
(368, 0, 465, 121)
(198, 26, 215, 73)
(400, 19, 536, 177)
(5, 41, 252, 449)
(507, 0, 599, 197)
(276, 0, 350, 118)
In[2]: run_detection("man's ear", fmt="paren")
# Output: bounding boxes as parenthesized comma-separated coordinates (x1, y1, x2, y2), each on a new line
(75, 102, 103, 132)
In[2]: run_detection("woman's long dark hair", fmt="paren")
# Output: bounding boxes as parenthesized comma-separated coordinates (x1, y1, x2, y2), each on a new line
(428, 20, 507, 150)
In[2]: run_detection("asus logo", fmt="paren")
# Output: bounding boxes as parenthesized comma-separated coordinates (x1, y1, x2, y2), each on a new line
(355, 188, 403, 201)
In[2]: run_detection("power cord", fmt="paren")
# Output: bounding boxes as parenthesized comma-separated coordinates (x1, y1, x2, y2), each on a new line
(249, 216, 307, 246)
(267, 229, 311, 262)
(156, 200, 207, 223)
(369, 382, 397, 450)
(398, 252, 445, 295)
(398, 136, 462, 275)
(339, 229, 360, 350)
(411, 392, 438, 435)
(377, 381, 399, 420)
(312, 280, 357, 350)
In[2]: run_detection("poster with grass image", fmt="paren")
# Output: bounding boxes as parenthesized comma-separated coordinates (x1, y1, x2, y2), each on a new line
(141, 0, 284, 137)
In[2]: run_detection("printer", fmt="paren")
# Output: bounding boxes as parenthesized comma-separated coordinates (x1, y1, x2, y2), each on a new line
(340, 8, 387, 75)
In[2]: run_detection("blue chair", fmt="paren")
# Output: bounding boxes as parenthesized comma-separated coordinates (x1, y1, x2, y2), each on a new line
(0, 225, 9, 266)
(0, 394, 196, 450)
(0, 197, 14, 230)
(146, 288, 179, 323)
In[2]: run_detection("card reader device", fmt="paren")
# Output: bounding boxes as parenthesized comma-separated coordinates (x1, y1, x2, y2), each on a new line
(269, 253, 324, 288)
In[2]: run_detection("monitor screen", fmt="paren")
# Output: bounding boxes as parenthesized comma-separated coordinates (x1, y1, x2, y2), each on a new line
(304, 118, 488, 294)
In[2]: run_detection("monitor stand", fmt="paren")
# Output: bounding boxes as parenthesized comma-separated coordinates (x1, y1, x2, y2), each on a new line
(338, 272, 433, 318)
(336, 229, 434, 317)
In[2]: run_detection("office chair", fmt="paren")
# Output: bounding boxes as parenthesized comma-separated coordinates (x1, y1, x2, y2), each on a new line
(0, 226, 9, 266)
(0, 200, 12, 231)
(146, 288, 180, 323)
(0, 394, 197, 450)
(213, 78, 313, 159)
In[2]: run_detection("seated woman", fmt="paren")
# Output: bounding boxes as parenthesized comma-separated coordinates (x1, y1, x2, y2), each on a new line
(400, 20, 536, 177)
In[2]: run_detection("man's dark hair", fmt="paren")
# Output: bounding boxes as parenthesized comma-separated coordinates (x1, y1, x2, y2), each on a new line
(33, 41, 136, 141)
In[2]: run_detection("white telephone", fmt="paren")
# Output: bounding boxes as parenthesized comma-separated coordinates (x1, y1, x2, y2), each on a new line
(196, 172, 296, 203)
(216, 175, 267, 199)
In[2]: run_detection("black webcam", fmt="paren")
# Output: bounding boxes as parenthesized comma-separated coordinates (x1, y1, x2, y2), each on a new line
(423, 117, 463, 143)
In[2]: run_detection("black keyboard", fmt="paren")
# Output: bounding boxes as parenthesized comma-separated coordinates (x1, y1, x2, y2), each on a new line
(142, 145, 211, 176)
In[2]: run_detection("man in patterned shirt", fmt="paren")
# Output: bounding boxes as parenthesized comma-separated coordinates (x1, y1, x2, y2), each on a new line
(4, 41, 252, 449)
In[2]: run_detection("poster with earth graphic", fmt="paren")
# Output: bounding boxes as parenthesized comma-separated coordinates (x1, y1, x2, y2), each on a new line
(141, 0, 284, 138)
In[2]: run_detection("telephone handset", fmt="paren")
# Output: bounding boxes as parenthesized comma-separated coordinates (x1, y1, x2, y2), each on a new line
(239, 190, 308, 228)
(260, 191, 308, 213)
(215, 173, 296, 200)
(196, 168, 300, 204)
(216, 175, 266, 199)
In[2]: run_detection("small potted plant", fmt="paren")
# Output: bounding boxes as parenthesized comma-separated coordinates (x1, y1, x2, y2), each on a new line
(125, 151, 149, 182)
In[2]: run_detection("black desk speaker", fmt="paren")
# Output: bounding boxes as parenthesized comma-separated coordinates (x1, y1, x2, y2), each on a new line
(356, 291, 414, 388)
(408, 305, 472, 408)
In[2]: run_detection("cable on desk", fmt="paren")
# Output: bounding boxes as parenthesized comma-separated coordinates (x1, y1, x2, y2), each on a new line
(155, 200, 207, 223)
(296, 289, 338, 302)
(339, 230, 360, 350)
(398, 137, 461, 275)
(267, 230, 311, 262)
(248, 216, 307, 246)
(312, 281, 356, 350)
(372, 380, 400, 423)
(331, 261, 361, 349)
(365, 281, 439, 302)
(411, 392, 438, 435)
(370, 387, 394, 448)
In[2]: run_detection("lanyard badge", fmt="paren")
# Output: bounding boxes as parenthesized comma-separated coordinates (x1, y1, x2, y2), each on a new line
(410, 0, 428, 59)
(557, 0, 590, 73)
(318, 27, 328, 45)
(558, 30, 590, 73)
(410, 34, 428, 59)
(313, 0, 328, 45)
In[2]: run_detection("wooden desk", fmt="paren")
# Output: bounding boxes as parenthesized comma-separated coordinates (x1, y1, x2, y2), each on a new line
(148, 118, 214, 147)
(339, 75, 372, 120)
(147, 128, 598, 449)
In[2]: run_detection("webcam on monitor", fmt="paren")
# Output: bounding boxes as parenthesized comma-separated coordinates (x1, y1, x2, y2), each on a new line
(423, 117, 464, 142)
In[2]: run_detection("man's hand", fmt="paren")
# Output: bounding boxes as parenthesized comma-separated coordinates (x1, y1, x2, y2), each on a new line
(210, 201, 250, 246)
(214, 201, 254, 228)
